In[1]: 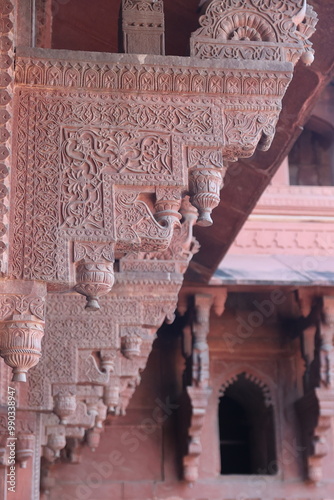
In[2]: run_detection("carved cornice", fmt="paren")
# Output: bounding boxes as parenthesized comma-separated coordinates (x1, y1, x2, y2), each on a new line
(232, 223, 334, 255)
(254, 185, 334, 217)
(15, 49, 293, 95)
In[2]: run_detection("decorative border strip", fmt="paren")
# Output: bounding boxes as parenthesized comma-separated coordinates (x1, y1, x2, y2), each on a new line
(0, 0, 14, 275)
(15, 56, 292, 98)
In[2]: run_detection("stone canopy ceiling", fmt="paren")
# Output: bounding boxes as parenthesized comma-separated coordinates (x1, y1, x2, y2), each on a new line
(50, 0, 334, 284)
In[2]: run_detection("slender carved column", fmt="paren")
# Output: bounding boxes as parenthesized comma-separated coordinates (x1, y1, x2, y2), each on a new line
(0, 280, 46, 382)
(296, 296, 334, 484)
(182, 290, 227, 482)
(122, 0, 165, 55)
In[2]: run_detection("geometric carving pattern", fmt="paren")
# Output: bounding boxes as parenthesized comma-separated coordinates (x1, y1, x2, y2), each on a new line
(10, 50, 293, 287)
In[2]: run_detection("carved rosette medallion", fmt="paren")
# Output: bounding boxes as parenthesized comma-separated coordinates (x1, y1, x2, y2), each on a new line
(1, 0, 317, 397)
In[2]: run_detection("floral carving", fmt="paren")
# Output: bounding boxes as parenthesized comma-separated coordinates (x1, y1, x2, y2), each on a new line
(123, 0, 163, 13)
(61, 127, 173, 229)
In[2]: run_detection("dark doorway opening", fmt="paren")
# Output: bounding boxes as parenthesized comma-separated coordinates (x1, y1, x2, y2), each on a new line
(219, 373, 277, 475)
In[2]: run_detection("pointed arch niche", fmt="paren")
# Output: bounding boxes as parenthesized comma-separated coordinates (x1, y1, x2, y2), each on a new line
(218, 372, 277, 475)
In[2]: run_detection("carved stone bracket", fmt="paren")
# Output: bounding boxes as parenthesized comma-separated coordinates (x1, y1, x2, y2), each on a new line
(18, 215, 199, 465)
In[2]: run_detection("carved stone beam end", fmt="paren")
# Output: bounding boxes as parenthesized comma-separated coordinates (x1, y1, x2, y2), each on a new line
(0, 280, 47, 382)
(74, 260, 115, 312)
(189, 167, 224, 227)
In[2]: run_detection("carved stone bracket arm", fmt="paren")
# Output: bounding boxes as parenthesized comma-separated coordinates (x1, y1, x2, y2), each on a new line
(74, 243, 115, 312)
(183, 385, 212, 482)
(296, 388, 334, 484)
(188, 153, 226, 227)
